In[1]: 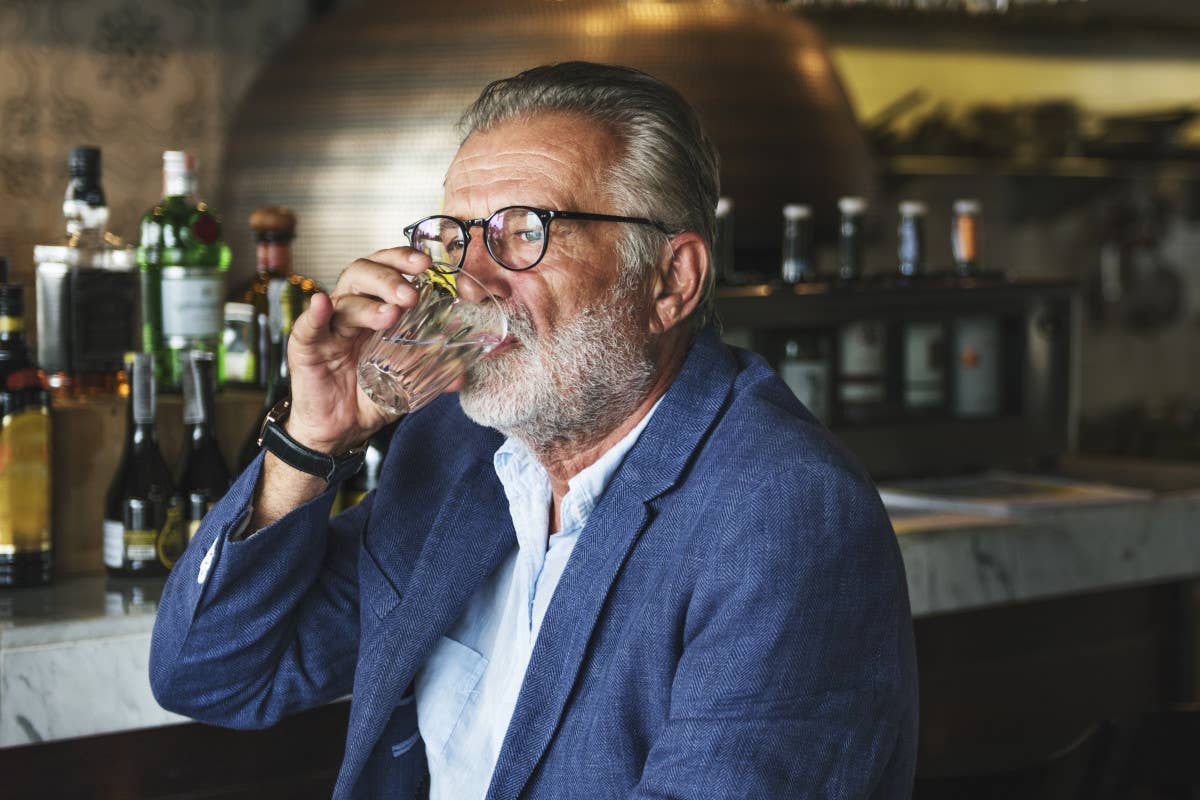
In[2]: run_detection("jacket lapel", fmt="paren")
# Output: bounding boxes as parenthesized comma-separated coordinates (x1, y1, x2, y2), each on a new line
(337, 450, 517, 798)
(485, 331, 739, 800)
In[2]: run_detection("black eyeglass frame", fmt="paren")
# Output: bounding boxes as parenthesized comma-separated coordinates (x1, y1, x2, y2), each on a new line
(402, 205, 674, 273)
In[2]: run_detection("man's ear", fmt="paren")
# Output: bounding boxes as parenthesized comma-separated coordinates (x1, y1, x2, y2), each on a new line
(648, 232, 708, 335)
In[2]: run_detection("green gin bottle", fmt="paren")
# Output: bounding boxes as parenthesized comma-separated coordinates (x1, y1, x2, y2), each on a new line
(138, 151, 231, 390)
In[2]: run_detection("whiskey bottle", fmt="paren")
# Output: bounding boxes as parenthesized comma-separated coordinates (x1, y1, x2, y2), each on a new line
(225, 207, 319, 388)
(138, 151, 231, 391)
(0, 258, 53, 587)
(104, 352, 185, 576)
(35, 146, 138, 400)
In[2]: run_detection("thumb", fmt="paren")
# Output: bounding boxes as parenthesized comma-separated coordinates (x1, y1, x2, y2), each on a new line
(292, 292, 333, 346)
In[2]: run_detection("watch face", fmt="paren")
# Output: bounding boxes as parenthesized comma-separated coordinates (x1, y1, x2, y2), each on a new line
(259, 398, 291, 447)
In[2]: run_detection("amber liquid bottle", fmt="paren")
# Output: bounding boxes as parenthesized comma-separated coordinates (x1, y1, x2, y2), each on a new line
(0, 258, 53, 587)
(229, 207, 319, 388)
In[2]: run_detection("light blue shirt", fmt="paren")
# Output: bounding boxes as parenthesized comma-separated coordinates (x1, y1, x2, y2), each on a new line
(414, 401, 660, 800)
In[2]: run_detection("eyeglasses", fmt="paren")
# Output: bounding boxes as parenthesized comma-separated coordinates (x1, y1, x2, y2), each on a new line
(403, 206, 673, 273)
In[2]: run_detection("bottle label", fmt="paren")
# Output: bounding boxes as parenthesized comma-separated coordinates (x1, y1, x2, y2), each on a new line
(161, 267, 224, 338)
(903, 322, 945, 409)
(839, 321, 885, 377)
(124, 530, 159, 563)
(120, 499, 185, 569)
(223, 348, 255, 384)
(0, 408, 50, 555)
(103, 519, 125, 569)
(955, 317, 1002, 417)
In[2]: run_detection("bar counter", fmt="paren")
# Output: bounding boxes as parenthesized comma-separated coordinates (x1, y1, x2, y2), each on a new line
(2, 455, 1199, 748)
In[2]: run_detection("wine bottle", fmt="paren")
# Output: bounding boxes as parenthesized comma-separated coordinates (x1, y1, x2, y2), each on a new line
(103, 352, 185, 576)
(0, 257, 53, 587)
(137, 151, 231, 391)
(176, 350, 231, 542)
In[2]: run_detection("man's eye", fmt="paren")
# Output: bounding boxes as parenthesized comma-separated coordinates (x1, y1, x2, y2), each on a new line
(444, 237, 466, 253)
(516, 229, 544, 244)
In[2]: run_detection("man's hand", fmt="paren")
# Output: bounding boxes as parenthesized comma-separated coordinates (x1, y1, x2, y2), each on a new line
(285, 246, 433, 454)
(249, 246, 431, 530)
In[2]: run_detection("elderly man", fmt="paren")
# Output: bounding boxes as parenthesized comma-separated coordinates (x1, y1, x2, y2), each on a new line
(151, 62, 918, 799)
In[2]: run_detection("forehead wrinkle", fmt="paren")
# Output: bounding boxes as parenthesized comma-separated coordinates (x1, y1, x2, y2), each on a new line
(444, 121, 613, 216)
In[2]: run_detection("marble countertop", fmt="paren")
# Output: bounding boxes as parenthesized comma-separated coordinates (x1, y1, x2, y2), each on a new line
(0, 576, 164, 649)
(1, 464, 1198, 747)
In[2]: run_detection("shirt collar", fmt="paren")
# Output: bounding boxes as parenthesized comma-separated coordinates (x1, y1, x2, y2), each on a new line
(493, 397, 663, 546)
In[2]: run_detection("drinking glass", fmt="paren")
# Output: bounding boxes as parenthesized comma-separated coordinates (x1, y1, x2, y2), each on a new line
(357, 269, 507, 415)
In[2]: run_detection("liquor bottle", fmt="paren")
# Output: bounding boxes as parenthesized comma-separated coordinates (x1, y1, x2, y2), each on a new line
(780, 204, 815, 285)
(836, 196, 866, 282)
(176, 350, 231, 542)
(833, 196, 887, 424)
(951, 199, 982, 277)
(104, 352, 185, 576)
(778, 333, 830, 424)
(895, 199, 945, 414)
(35, 146, 138, 400)
(837, 319, 888, 425)
(0, 258, 53, 587)
(228, 207, 319, 388)
(138, 151, 231, 391)
(896, 200, 927, 280)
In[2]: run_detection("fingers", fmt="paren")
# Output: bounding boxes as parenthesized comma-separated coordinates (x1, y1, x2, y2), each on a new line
(329, 294, 403, 339)
(333, 247, 431, 306)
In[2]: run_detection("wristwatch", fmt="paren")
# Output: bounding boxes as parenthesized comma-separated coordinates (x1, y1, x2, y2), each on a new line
(257, 398, 366, 484)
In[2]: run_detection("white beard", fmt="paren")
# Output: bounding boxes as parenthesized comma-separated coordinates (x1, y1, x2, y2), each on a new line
(458, 293, 655, 453)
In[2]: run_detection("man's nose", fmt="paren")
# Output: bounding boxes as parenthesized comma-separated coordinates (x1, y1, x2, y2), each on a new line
(457, 232, 510, 304)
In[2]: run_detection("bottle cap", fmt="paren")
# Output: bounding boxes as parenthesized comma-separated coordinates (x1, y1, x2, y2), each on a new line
(69, 146, 101, 179)
(954, 198, 982, 215)
(162, 151, 197, 197)
(0, 256, 23, 317)
(163, 150, 196, 173)
(249, 206, 297, 241)
(898, 200, 927, 217)
(782, 204, 811, 221)
(715, 197, 734, 218)
(838, 196, 867, 215)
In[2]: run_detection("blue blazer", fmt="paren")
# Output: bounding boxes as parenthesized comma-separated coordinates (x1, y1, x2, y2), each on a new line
(151, 330, 918, 799)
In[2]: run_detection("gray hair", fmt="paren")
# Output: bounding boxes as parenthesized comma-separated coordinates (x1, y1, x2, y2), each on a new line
(458, 62, 720, 333)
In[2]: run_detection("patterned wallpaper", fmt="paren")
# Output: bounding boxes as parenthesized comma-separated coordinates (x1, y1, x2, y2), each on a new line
(0, 0, 315, 295)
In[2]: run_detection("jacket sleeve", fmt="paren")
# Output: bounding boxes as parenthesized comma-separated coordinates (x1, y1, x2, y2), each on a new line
(630, 459, 919, 800)
(149, 452, 369, 730)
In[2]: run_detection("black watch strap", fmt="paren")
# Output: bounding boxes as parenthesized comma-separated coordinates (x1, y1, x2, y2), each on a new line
(257, 398, 366, 484)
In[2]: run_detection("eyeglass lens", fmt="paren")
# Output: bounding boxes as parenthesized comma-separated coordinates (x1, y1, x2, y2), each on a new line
(409, 208, 547, 272)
